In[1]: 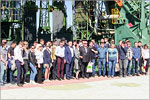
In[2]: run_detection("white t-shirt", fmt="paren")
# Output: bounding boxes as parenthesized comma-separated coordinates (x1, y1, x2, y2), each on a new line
(35, 50, 43, 64)
(143, 49, 150, 59)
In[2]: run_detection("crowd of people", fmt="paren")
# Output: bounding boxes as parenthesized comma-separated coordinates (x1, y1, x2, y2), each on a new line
(0, 37, 149, 87)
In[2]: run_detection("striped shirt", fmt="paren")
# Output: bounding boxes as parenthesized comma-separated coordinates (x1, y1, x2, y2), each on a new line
(126, 47, 133, 59)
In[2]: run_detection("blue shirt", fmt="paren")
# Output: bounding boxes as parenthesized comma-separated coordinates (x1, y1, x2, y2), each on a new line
(94, 44, 98, 57)
(107, 48, 118, 59)
(104, 43, 110, 48)
(132, 47, 141, 60)
(97, 47, 107, 59)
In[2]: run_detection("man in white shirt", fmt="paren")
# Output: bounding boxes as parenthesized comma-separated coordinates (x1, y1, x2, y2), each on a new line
(14, 41, 24, 87)
(55, 41, 65, 80)
(65, 41, 75, 80)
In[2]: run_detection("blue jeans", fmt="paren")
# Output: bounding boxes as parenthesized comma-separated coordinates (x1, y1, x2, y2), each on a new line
(132, 59, 139, 74)
(127, 60, 132, 76)
(29, 63, 37, 81)
(0, 61, 5, 83)
(92, 59, 96, 76)
(98, 58, 106, 76)
(8, 59, 14, 82)
(9, 70, 14, 82)
(108, 58, 117, 77)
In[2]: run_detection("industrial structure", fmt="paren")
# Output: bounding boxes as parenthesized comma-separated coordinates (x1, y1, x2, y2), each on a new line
(1, 0, 150, 45)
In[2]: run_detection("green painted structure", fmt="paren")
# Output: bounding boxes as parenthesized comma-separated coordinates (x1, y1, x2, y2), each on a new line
(73, 0, 150, 45)
(113, 0, 150, 45)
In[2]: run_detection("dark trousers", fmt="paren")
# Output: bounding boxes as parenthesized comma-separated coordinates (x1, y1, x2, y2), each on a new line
(66, 58, 74, 79)
(37, 64, 43, 83)
(23, 60, 29, 83)
(119, 59, 128, 77)
(52, 60, 57, 79)
(81, 62, 89, 78)
(57, 57, 64, 78)
(15, 60, 23, 84)
(132, 59, 139, 74)
(139, 57, 143, 73)
(145, 59, 150, 72)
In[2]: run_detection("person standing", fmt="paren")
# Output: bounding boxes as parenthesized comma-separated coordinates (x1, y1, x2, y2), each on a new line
(0, 42, 8, 85)
(110, 39, 115, 44)
(0, 39, 10, 50)
(7, 41, 16, 84)
(51, 40, 57, 80)
(142, 44, 150, 75)
(65, 41, 75, 80)
(97, 42, 107, 77)
(132, 42, 141, 76)
(79, 40, 83, 47)
(91, 39, 98, 49)
(79, 40, 91, 78)
(116, 40, 122, 50)
(118, 41, 128, 78)
(33, 41, 38, 48)
(126, 41, 133, 76)
(73, 40, 77, 50)
(104, 37, 110, 48)
(14, 41, 24, 87)
(101, 38, 105, 43)
(89, 41, 98, 77)
(22, 41, 29, 83)
(107, 44, 118, 78)
(43, 42, 52, 81)
(28, 44, 37, 84)
(55, 41, 65, 80)
(138, 41, 144, 74)
(35, 44, 44, 84)
(40, 39, 45, 49)
(74, 44, 81, 79)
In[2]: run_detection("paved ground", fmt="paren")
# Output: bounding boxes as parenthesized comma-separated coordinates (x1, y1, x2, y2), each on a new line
(1, 75, 149, 99)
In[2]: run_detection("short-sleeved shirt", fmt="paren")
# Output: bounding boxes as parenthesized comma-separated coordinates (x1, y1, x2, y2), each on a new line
(35, 50, 43, 64)
(97, 47, 107, 59)
(0, 47, 8, 61)
(107, 48, 118, 59)
(8, 47, 14, 56)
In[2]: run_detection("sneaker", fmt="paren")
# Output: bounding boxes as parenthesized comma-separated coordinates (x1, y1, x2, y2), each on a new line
(3, 81, 7, 84)
(32, 81, 37, 84)
(44, 79, 49, 82)
(136, 74, 140, 76)
(10, 81, 15, 84)
(24, 82, 28, 84)
(17, 84, 23, 87)
(30, 80, 33, 84)
(0, 82, 4, 86)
